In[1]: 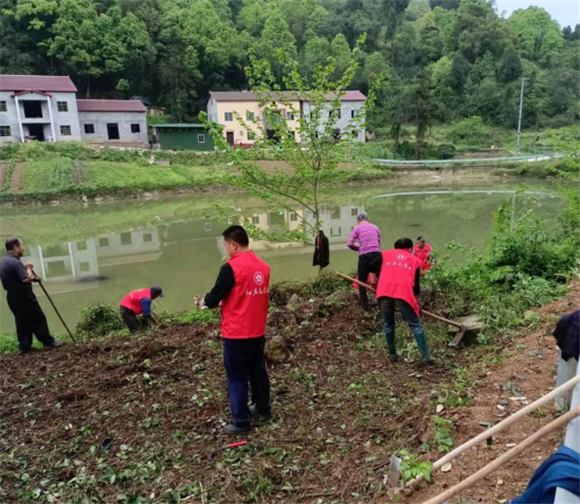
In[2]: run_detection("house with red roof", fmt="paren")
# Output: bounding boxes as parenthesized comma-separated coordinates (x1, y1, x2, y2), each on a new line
(0, 75, 148, 146)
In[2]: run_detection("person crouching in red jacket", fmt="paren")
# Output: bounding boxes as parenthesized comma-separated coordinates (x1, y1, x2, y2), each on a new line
(201, 225, 272, 434)
(119, 285, 163, 333)
(369, 238, 434, 364)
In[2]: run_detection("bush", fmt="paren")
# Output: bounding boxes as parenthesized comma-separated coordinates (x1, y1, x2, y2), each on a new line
(437, 143, 456, 159)
(76, 303, 126, 338)
(448, 116, 505, 147)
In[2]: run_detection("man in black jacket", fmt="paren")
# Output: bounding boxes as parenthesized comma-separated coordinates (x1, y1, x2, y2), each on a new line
(0, 238, 63, 355)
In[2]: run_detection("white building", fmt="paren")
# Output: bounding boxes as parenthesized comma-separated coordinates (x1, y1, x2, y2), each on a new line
(0, 75, 148, 146)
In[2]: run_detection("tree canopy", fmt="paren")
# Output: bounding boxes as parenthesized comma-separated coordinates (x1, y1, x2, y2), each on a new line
(1, 0, 577, 129)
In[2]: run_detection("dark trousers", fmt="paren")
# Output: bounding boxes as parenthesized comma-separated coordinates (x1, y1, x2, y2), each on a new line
(223, 336, 271, 428)
(357, 252, 381, 310)
(379, 297, 431, 360)
(120, 306, 139, 333)
(7, 291, 54, 351)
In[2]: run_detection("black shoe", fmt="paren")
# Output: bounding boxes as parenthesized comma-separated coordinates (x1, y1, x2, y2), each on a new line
(249, 403, 273, 421)
(18, 348, 32, 356)
(388, 354, 399, 362)
(223, 424, 251, 435)
(421, 357, 435, 365)
(44, 340, 65, 349)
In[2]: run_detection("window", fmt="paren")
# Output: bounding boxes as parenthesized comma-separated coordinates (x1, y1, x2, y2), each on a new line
(252, 215, 260, 225)
(99, 237, 110, 248)
(248, 131, 256, 140)
(351, 208, 358, 216)
(351, 109, 359, 118)
(287, 111, 294, 120)
(330, 226, 342, 237)
(289, 130, 295, 138)
(224, 112, 233, 122)
(330, 108, 341, 119)
(351, 130, 358, 137)
(47, 260, 66, 278)
(239, 131, 244, 137)
(0, 126, 11, 137)
(79, 261, 90, 272)
(198, 134, 205, 143)
(0, 101, 6, 112)
(76, 240, 88, 251)
(120, 232, 133, 246)
(84, 124, 95, 134)
(131, 123, 141, 133)
(336, 108, 341, 119)
(246, 111, 254, 120)
(143, 233, 152, 243)
(204, 222, 212, 232)
(60, 125, 71, 136)
(290, 212, 298, 222)
(57, 101, 68, 112)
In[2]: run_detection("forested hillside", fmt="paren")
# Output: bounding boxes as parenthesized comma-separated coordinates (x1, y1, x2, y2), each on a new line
(1, 0, 578, 134)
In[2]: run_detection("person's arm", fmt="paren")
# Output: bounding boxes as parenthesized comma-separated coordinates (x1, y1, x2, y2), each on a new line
(204, 263, 235, 308)
(347, 227, 359, 252)
(140, 297, 155, 323)
(19, 261, 36, 284)
(413, 267, 421, 296)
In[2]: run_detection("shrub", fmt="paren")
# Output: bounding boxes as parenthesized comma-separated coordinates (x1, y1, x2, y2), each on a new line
(76, 303, 126, 338)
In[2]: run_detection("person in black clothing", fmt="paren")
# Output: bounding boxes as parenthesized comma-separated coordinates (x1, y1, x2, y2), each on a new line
(313, 230, 330, 269)
(0, 238, 63, 355)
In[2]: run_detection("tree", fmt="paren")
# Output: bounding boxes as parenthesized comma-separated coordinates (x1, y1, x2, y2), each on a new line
(509, 7, 564, 66)
(562, 24, 580, 41)
(256, 10, 297, 81)
(331, 34, 352, 79)
(302, 37, 332, 79)
(449, 53, 470, 93)
(497, 45, 522, 83)
(429, 0, 459, 10)
(409, 69, 434, 157)
(429, 56, 455, 122)
(203, 35, 382, 245)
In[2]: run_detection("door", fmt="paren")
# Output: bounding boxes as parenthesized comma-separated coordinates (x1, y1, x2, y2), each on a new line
(27, 124, 45, 141)
(107, 123, 120, 140)
(226, 131, 234, 146)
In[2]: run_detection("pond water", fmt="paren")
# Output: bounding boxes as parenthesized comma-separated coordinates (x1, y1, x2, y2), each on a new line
(0, 180, 558, 335)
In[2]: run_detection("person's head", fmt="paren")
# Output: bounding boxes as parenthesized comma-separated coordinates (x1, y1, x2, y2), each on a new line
(357, 211, 369, 223)
(150, 285, 164, 300)
(222, 225, 250, 257)
(5, 238, 24, 257)
(394, 237, 413, 252)
(416, 236, 425, 249)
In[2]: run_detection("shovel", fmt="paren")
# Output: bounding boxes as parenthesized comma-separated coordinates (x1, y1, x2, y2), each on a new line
(335, 272, 468, 347)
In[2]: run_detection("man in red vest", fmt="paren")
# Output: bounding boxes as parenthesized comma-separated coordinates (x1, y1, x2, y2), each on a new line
(202, 225, 272, 434)
(369, 238, 434, 364)
(413, 236, 433, 275)
(119, 285, 163, 333)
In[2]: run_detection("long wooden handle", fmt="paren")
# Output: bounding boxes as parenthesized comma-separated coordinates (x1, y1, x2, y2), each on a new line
(33, 270, 76, 343)
(424, 405, 580, 504)
(406, 372, 580, 488)
(335, 272, 464, 329)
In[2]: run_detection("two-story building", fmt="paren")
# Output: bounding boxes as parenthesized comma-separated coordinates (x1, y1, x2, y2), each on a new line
(206, 89, 366, 145)
(0, 75, 148, 146)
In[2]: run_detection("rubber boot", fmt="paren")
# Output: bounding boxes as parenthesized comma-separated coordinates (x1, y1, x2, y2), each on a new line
(384, 329, 398, 360)
(414, 331, 434, 364)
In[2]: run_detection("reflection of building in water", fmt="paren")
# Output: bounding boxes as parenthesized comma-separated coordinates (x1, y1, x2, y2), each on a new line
(24, 228, 161, 292)
(306, 205, 364, 244)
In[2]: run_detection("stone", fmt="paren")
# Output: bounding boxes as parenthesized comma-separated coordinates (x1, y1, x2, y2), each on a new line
(436, 404, 444, 413)
(287, 293, 302, 309)
(441, 463, 452, 473)
(265, 337, 289, 363)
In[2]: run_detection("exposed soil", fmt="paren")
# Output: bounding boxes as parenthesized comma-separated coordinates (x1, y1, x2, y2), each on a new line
(9, 162, 24, 192)
(0, 286, 575, 503)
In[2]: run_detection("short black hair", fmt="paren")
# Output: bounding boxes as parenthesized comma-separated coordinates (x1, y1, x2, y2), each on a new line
(222, 225, 249, 247)
(394, 238, 413, 249)
(417, 236, 425, 242)
(5, 238, 21, 251)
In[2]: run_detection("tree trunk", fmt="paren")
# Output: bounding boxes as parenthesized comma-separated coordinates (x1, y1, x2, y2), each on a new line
(86, 77, 91, 98)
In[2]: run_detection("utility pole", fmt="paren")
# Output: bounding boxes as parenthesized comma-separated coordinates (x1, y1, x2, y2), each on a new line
(516, 77, 528, 153)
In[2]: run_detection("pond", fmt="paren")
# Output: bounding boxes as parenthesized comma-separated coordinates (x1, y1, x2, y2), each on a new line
(0, 179, 559, 335)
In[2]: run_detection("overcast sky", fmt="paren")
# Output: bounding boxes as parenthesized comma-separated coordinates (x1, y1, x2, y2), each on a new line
(494, 0, 579, 28)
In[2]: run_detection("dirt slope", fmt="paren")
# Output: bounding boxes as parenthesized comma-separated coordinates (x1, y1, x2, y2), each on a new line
(0, 286, 577, 503)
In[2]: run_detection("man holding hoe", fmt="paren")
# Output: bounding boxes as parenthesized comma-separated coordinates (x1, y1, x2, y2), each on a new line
(369, 237, 434, 364)
(198, 225, 272, 434)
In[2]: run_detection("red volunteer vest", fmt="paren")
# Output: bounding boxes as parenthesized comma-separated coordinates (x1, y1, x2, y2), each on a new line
(120, 288, 151, 315)
(414, 244, 432, 272)
(221, 251, 270, 339)
(376, 249, 422, 316)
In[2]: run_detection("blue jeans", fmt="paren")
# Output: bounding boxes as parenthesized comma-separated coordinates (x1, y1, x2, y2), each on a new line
(379, 297, 431, 359)
(223, 336, 271, 427)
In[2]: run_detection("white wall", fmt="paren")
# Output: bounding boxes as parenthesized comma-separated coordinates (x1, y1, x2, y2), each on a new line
(78, 111, 148, 146)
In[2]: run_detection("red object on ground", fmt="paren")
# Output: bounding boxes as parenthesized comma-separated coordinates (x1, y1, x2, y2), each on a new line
(414, 244, 432, 273)
(227, 441, 248, 449)
(375, 249, 422, 316)
(352, 276, 359, 290)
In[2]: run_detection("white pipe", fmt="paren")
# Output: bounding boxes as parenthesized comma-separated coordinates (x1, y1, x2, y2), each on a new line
(46, 97, 56, 142)
(14, 96, 24, 142)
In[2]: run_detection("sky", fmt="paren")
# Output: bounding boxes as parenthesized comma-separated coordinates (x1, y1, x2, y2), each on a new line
(494, 0, 580, 28)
